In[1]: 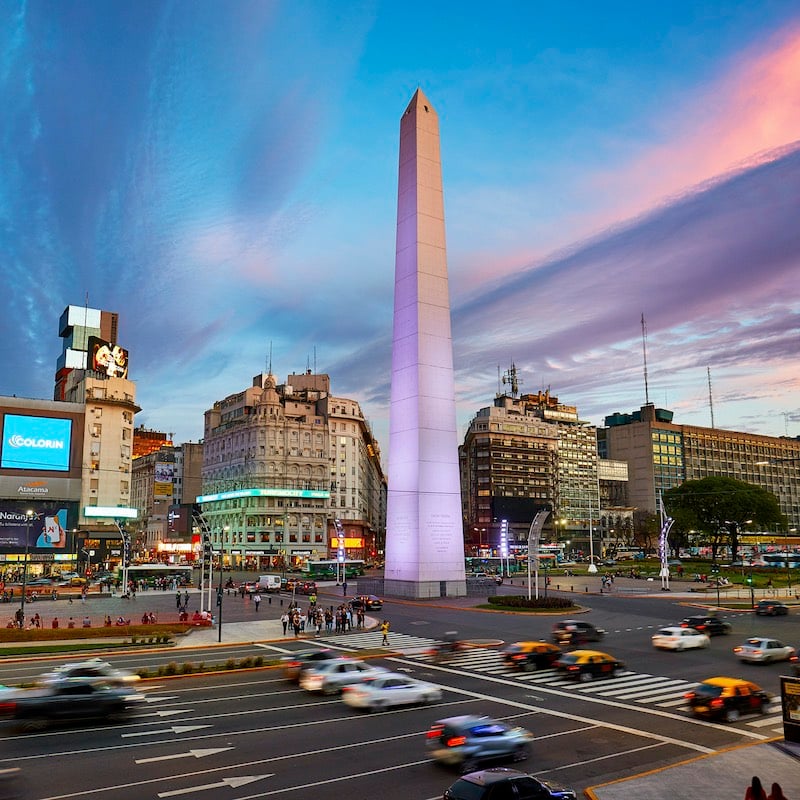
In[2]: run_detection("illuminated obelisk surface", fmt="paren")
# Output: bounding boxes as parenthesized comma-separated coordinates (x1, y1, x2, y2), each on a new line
(384, 89, 466, 599)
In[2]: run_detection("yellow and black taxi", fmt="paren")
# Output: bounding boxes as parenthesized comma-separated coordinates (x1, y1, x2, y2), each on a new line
(553, 650, 626, 682)
(502, 641, 562, 672)
(685, 677, 772, 722)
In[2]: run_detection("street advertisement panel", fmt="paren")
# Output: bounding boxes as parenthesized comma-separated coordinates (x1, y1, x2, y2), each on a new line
(154, 461, 174, 497)
(0, 502, 77, 552)
(781, 676, 800, 743)
(87, 335, 129, 378)
(0, 414, 72, 472)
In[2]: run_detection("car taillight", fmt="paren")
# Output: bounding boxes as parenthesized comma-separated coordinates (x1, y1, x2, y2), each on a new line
(567, 665, 579, 671)
(684, 692, 694, 700)
(511, 654, 525, 661)
(445, 736, 466, 747)
(426, 726, 444, 740)
(711, 699, 724, 708)
(287, 661, 300, 668)
(733, 647, 742, 653)
(0, 701, 16, 715)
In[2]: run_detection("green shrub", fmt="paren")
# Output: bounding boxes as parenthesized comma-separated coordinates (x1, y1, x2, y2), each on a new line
(254, 656, 264, 667)
(239, 657, 253, 669)
(180, 662, 194, 674)
(486, 595, 574, 610)
(224, 658, 237, 670)
(164, 661, 178, 675)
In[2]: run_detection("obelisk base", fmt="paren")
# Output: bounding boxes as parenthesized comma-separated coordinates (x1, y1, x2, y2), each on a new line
(383, 579, 466, 600)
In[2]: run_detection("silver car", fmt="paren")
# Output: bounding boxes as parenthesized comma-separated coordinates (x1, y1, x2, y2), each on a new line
(341, 672, 441, 711)
(426, 715, 534, 773)
(733, 638, 795, 664)
(37, 658, 141, 687)
(298, 658, 387, 695)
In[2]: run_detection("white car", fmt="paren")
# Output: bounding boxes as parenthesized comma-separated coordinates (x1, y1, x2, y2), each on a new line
(299, 659, 387, 695)
(341, 672, 442, 711)
(651, 626, 710, 651)
(37, 658, 141, 687)
(733, 638, 795, 664)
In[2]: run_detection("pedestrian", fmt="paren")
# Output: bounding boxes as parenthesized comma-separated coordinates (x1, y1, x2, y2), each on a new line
(768, 783, 788, 800)
(253, 592, 261, 612)
(745, 776, 767, 800)
(280, 611, 289, 635)
(51, 616, 59, 629)
(183, 589, 189, 608)
(380, 619, 390, 646)
(342, 580, 348, 596)
(82, 615, 91, 628)
(176, 591, 182, 610)
(67, 616, 75, 628)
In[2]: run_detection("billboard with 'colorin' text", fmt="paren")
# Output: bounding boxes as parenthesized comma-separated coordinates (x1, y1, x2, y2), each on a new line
(1, 415, 73, 472)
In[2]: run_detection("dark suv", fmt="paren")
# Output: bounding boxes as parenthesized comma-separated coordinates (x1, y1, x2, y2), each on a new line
(680, 615, 732, 636)
(444, 768, 577, 800)
(755, 600, 789, 616)
(551, 620, 605, 645)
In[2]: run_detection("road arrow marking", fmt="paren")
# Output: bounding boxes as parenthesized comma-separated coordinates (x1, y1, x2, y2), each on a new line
(144, 695, 179, 703)
(136, 747, 233, 764)
(157, 774, 272, 797)
(122, 724, 211, 738)
(152, 710, 193, 717)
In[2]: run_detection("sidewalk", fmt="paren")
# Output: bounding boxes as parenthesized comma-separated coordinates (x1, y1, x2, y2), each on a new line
(585, 739, 800, 799)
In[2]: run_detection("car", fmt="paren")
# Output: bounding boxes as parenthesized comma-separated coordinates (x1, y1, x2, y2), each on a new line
(790, 652, 800, 677)
(23, 578, 57, 588)
(297, 581, 317, 595)
(651, 626, 710, 651)
(298, 658, 387, 695)
(281, 649, 343, 683)
(240, 581, 258, 595)
(58, 577, 88, 587)
(685, 677, 771, 722)
(443, 768, 577, 800)
(553, 650, 626, 682)
(733, 638, 795, 664)
(426, 715, 534, 773)
(341, 672, 441, 711)
(502, 641, 562, 671)
(680, 615, 732, 636)
(36, 658, 141, 688)
(282, 577, 300, 591)
(349, 594, 383, 610)
(551, 620, 605, 646)
(754, 600, 790, 616)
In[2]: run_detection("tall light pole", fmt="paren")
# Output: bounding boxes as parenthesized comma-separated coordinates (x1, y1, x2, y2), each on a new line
(217, 525, 229, 643)
(18, 509, 36, 628)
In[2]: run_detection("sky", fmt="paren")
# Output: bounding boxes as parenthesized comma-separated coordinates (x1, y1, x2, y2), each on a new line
(1, 1, 799, 459)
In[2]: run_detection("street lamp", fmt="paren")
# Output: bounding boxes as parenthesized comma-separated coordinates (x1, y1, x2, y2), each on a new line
(18, 509, 36, 628)
(217, 525, 229, 643)
(473, 528, 486, 554)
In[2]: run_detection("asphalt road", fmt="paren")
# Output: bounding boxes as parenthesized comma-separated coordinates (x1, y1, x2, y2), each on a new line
(1, 587, 796, 799)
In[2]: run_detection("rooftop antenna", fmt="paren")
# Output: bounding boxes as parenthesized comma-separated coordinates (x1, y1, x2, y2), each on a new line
(641, 313, 650, 406)
(707, 366, 715, 429)
(501, 362, 520, 398)
(497, 365, 502, 397)
(268, 341, 273, 375)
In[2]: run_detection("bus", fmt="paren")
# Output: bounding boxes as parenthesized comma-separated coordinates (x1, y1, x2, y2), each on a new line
(120, 563, 194, 588)
(762, 553, 800, 569)
(302, 560, 366, 580)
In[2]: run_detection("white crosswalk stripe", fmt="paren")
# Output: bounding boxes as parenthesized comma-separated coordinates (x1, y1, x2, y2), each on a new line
(405, 646, 703, 712)
(318, 631, 440, 654)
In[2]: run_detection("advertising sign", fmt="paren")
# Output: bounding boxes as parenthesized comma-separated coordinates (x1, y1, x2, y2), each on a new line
(154, 461, 174, 497)
(1, 414, 73, 472)
(87, 336, 129, 379)
(781, 676, 800, 743)
(0, 503, 76, 552)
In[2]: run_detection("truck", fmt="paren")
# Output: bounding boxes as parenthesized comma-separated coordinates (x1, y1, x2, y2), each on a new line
(257, 574, 282, 593)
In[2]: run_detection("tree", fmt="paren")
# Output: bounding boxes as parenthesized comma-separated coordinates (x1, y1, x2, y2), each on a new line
(632, 510, 660, 554)
(663, 477, 785, 561)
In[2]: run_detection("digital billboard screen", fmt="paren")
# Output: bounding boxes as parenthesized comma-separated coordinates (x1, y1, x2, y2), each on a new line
(1, 414, 73, 472)
(88, 336, 129, 378)
(0, 503, 77, 552)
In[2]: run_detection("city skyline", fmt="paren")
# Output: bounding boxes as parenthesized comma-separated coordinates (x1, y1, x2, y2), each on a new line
(1, 2, 798, 457)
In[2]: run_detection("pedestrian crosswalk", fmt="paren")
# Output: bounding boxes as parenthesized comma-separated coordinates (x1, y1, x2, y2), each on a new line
(320, 630, 785, 732)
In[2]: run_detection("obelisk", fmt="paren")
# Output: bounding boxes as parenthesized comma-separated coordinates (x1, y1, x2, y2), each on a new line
(383, 89, 466, 599)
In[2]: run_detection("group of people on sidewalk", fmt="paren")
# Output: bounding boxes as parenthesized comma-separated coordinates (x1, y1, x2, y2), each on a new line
(279, 600, 368, 637)
(745, 776, 789, 800)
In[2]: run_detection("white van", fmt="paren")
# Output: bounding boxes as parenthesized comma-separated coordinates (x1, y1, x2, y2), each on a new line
(257, 575, 282, 593)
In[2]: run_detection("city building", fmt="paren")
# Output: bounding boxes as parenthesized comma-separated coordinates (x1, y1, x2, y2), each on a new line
(459, 371, 629, 559)
(199, 370, 385, 571)
(600, 403, 800, 530)
(130, 440, 202, 561)
(0, 305, 139, 581)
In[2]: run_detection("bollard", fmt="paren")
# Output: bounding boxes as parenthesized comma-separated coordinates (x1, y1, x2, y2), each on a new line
(268, 596, 272, 604)
(571, 585, 574, 592)
(556, 584, 560, 591)
(585, 586, 589, 592)
(280, 598, 283, 606)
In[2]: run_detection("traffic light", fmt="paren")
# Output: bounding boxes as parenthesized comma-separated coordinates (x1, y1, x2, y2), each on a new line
(746, 574, 753, 585)
(202, 534, 212, 562)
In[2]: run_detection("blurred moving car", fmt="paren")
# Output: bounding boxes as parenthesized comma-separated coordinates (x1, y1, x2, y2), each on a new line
(553, 650, 626, 682)
(733, 638, 795, 664)
(685, 677, 771, 722)
(341, 672, 441, 711)
(37, 658, 141, 687)
(551, 620, 605, 646)
(754, 600, 790, 616)
(299, 658, 387, 695)
(426, 715, 534, 773)
(502, 641, 562, 671)
(0, 681, 145, 730)
(651, 626, 710, 651)
(297, 581, 317, 596)
(281, 649, 342, 683)
(680, 615, 732, 636)
(349, 594, 383, 610)
(443, 768, 577, 800)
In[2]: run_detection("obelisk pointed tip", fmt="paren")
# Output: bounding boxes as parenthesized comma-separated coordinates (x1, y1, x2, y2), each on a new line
(404, 87, 435, 116)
